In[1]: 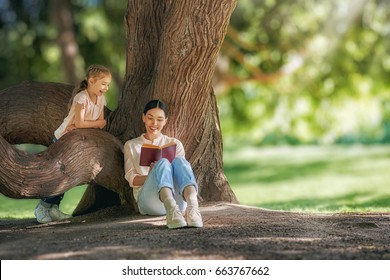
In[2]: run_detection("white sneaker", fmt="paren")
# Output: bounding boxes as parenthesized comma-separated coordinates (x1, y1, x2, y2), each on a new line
(34, 202, 52, 223)
(185, 206, 203, 228)
(166, 205, 187, 229)
(49, 205, 72, 221)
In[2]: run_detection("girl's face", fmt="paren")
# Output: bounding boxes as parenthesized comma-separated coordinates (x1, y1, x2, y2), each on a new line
(142, 107, 167, 138)
(88, 74, 111, 96)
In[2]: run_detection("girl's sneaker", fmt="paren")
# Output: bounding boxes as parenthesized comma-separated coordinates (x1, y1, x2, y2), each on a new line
(34, 202, 52, 223)
(49, 205, 72, 221)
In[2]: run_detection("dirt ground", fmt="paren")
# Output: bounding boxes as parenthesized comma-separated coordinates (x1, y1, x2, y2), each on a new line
(0, 203, 389, 260)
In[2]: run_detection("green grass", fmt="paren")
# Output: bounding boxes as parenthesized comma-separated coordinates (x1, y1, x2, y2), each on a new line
(224, 144, 390, 213)
(1, 144, 389, 219)
(0, 186, 86, 219)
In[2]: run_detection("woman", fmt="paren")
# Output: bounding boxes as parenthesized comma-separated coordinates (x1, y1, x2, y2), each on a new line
(124, 100, 203, 229)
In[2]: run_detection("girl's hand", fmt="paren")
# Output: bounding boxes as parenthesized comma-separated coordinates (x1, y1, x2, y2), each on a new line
(66, 124, 76, 132)
(97, 119, 106, 129)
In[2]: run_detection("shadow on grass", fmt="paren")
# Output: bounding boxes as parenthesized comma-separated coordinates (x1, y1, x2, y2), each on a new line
(224, 159, 330, 184)
(224, 148, 390, 185)
(223, 145, 390, 212)
(254, 192, 390, 212)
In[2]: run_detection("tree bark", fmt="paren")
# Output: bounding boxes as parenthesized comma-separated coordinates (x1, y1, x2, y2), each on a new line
(0, 128, 129, 200)
(116, 0, 239, 203)
(152, 1, 238, 202)
(0, 0, 238, 217)
(0, 81, 73, 146)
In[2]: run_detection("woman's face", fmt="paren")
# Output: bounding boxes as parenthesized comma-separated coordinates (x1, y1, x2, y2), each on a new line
(142, 107, 167, 138)
(88, 74, 111, 97)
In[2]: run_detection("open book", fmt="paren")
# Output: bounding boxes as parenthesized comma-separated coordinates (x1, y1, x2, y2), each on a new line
(139, 142, 177, 166)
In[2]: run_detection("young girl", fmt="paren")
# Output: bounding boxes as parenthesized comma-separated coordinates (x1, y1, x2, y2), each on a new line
(124, 100, 203, 229)
(34, 64, 112, 223)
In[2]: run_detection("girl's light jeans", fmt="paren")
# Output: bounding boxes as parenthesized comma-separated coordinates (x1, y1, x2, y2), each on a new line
(41, 136, 64, 205)
(137, 156, 198, 216)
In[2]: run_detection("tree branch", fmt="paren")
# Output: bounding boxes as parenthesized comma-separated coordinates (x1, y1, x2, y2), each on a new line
(0, 129, 128, 199)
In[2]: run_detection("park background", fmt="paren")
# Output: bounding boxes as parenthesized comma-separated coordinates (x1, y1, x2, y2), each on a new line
(0, 0, 389, 218)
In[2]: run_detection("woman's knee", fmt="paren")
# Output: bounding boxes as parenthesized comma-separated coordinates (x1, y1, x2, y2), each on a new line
(157, 158, 171, 166)
(154, 158, 172, 172)
(172, 156, 188, 167)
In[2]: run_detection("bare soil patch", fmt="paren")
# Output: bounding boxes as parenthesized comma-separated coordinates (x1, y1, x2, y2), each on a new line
(0, 203, 389, 260)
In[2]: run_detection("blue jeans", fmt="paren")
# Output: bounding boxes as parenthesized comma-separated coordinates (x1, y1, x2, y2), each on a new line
(137, 157, 198, 215)
(41, 136, 64, 205)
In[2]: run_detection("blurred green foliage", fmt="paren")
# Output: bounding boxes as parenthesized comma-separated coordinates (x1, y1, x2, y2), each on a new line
(0, 0, 126, 110)
(0, 0, 389, 144)
(218, 0, 390, 145)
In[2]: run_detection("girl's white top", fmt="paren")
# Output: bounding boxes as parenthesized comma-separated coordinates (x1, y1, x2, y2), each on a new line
(54, 90, 106, 139)
(124, 133, 185, 202)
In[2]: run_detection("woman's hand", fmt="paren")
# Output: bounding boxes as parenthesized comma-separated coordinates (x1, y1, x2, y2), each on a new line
(149, 161, 157, 173)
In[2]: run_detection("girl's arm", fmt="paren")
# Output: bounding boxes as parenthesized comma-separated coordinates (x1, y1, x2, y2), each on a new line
(74, 103, 106, 129)
(98, 109, 105, 120)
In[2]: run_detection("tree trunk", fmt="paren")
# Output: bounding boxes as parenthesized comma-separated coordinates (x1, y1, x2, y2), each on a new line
(114, 0, 239, 203)
(49, 0, 82, 85)
(0, 0, 238, 217)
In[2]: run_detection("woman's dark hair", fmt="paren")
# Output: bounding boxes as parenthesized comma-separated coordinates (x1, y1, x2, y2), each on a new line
(143, 100, 169, 117)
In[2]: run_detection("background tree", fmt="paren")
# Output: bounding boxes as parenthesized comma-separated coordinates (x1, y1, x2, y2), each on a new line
(49, 0, 81, 85)
(0, 0, 238, 215)
(217, 0, 390, 145)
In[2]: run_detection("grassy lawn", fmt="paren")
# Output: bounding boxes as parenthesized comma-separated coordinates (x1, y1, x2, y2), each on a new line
(225, 144, 390, 213)
(1, 144, 389, 219)
(0, 186, 86, 219)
